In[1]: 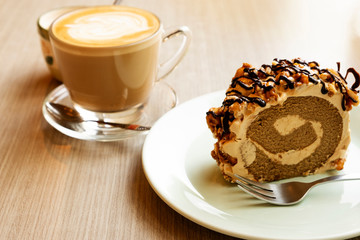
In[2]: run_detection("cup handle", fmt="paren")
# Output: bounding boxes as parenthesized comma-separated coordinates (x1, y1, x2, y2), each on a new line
(157, 26, 192, 81)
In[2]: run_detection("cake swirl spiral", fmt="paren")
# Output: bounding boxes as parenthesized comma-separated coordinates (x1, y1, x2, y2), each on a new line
(206, 58, 360, 182)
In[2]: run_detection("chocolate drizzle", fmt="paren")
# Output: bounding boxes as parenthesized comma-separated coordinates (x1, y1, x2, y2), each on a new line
(225, 89, 267, 107)
(206, 58, 360, 136)
(227, 58, 359, 110)
(346, 67, 360, 91)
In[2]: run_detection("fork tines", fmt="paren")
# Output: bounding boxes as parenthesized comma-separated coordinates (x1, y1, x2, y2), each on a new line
(233, 174, 276, 200)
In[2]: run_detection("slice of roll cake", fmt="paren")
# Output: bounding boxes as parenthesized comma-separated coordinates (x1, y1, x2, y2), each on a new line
(206, 58, 360, 182)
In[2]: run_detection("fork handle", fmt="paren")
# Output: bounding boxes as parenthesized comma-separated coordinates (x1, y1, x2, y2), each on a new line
(311, 173, 360, 187)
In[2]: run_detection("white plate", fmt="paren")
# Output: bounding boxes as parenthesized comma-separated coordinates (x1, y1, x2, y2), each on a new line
(142, 90, 360, 240)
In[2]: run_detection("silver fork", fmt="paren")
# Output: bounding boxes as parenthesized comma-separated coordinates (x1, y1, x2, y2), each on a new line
(233, 173, 360, 205)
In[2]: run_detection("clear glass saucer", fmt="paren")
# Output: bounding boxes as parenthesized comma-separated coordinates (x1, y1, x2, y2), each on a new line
(42, 82, 178, 141)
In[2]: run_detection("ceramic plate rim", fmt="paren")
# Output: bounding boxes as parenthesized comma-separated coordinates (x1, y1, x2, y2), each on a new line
(142, 90, 360, 240)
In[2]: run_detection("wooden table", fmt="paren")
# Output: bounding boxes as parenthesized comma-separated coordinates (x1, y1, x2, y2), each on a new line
(1, 0, 360, 239)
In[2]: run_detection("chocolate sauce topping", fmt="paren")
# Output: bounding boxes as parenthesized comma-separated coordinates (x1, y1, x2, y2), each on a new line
(227, 58, 359, 110)
(225, 89, 267, 107)
(346, 67, 360, 91)
(206, 58, 360, 136)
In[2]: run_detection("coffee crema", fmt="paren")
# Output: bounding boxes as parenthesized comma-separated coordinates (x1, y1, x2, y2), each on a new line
(52, 6, 160, 47)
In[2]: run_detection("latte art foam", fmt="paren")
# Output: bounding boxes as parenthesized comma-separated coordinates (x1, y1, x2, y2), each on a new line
(52, 6, 160, 47)
(67, 12, 151, 42)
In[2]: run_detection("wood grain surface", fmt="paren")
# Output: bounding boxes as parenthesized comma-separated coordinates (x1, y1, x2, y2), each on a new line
(0, 0, 359, 239)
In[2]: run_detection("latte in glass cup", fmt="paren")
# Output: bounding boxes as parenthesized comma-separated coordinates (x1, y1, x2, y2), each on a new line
(49, 6, 190, 122)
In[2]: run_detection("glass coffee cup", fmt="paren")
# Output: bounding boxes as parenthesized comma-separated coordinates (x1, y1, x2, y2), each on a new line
(48, 5, 191, 125)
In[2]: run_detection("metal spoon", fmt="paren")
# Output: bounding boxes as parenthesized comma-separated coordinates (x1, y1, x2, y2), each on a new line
(113, 0, 122, 5)
(45, 102, 151, 131)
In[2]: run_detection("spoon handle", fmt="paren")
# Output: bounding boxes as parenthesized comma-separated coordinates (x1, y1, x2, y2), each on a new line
(94, 120, 151, 131)
(113, 0, 122, 5)
(46, 102, 151, 131)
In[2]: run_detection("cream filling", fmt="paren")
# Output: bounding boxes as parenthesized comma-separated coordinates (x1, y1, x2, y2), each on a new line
(220, 83, 351, 180)
(273, 115, 306, 135)
(250, 120, 323, 165)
